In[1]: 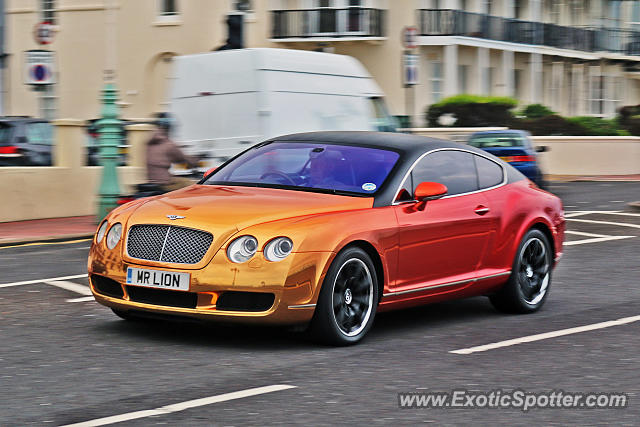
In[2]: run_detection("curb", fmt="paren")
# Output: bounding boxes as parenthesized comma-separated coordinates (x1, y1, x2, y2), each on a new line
(0, 233, 95, 248)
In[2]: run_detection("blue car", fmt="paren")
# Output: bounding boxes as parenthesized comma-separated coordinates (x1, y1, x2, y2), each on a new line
(468, 130, 548, 188)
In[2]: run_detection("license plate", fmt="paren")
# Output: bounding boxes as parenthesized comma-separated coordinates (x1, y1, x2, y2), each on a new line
(126, 267, 190, 291)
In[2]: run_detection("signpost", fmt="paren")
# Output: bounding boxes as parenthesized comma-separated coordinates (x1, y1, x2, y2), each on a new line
(402, 26, 419, 128)
(24, 50, 55, 85)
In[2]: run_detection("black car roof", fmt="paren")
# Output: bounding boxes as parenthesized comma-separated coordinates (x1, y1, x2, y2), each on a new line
(271, 131, 464, 155)
(266, 131, 523, 207)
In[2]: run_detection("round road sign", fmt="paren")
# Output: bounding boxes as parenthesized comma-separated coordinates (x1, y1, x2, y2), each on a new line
(34, 21, 55, 45)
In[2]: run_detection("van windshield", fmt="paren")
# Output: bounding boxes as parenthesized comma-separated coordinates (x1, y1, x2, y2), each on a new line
(205, 142, 400, 196)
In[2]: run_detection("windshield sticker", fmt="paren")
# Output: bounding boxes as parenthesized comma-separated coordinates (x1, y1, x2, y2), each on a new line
(361, 183, 377, 192)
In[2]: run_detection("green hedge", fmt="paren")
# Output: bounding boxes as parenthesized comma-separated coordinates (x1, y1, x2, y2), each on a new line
(426, 95, 518, 127)
(426, 97, 636, 136)
(519, 104, 556, 119)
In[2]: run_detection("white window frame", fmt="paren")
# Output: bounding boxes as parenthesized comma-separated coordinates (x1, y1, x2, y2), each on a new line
(586, 66, 621, 118)
(431, 61, 443, 103)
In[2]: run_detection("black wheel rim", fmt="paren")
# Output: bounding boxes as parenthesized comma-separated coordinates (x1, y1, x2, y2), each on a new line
(518, 237, 550, 305)
(331, 258, 374, 337)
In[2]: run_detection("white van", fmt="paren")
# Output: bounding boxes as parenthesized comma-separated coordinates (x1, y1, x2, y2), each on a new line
(168, 48, 396, 167)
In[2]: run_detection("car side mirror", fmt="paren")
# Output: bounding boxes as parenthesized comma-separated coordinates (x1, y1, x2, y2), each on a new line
(535, 146, 549, 153)
(414, 182, 448, 202)
(203, 167, 217, 179)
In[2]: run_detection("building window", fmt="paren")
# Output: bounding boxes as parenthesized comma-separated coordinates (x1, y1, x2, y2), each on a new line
(458, 64, 469, 93)
(42, 0, 56, 25)
(587, 68, 620, 117)
(158, 0, 179, 17)
(431, 62, 443, 102)
(514, 69, 522, 99)
(514, 0, 523, 19)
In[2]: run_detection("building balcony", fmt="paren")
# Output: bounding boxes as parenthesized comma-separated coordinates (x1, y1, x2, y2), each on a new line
(271, 8, 385, 40)
(419, 9, 640, 57)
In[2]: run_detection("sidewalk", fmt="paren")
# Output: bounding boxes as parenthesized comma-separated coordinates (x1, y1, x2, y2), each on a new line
(0, 216, 97, 246)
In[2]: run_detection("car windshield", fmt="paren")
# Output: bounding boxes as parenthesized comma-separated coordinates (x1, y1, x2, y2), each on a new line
(205, 142, 400, 195)
(468, 133, 526, 148)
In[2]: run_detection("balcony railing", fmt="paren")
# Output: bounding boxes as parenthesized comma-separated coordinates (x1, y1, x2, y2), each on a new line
(419, 9, 640, 56)
(271, 8, 385, 39)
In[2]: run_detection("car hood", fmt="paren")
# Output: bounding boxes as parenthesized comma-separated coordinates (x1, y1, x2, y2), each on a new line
(126, 184, 374, 233)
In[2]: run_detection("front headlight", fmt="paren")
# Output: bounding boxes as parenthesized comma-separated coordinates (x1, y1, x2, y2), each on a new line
(227, 235, 258, 263)
(96, 220, 108, 243)
(264, 237, 293, 262)
(106, 223, 122, 250)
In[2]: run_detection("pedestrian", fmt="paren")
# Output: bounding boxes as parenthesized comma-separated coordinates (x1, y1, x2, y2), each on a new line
(146, 113, 199, 192)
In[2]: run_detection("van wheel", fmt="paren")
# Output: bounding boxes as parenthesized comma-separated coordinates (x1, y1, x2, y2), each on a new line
(489, 229, 552, 313)
(311, 247, 378, 345)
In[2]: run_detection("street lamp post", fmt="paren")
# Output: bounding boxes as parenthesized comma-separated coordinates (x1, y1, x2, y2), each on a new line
(96, 0, 121, 221)
(96, 83, 121, 221)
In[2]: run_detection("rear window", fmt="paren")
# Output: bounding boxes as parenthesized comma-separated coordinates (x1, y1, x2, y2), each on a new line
(26, 122, 53, 145)
(0, 124, 13, 146)
(468, 133, 526, 148)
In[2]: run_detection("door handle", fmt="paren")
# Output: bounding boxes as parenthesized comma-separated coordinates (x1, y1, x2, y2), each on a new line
(474, 206, 490, 215)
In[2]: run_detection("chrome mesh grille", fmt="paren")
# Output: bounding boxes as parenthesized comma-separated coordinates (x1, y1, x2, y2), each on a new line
(126, 225, 213, 264)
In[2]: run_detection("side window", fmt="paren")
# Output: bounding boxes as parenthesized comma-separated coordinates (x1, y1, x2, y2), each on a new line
(411, 150, 478, 196)
(474, 155, 504, 189)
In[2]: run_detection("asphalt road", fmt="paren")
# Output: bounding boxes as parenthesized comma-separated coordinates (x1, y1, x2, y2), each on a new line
(1, 181, 639, 426)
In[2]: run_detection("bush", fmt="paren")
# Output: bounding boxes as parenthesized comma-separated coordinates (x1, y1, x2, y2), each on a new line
(567, 116, 630, 136)
(426, 95, 518, 127)
(520, 104, 555, 119)
(512, 115, 629, 136)
(512, 115, 586, 136)
(617, 104, 640, 136)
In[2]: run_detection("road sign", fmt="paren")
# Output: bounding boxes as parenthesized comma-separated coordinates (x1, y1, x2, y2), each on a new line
(403, 52, 419, 86)
(402, 26, 418, 49)
(24, 50, 56, 85)
(34, 21, 56, 45)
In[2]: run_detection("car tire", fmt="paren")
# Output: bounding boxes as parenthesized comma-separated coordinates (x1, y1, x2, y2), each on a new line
(310, 247, 379, 345)
(489, 229, 552, 314)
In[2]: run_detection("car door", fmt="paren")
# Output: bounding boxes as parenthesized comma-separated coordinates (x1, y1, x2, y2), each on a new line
(392, 149, 495, 293)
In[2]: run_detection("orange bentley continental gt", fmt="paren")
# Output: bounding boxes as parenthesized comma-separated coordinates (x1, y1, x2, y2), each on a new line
(88, 132, 565, 345)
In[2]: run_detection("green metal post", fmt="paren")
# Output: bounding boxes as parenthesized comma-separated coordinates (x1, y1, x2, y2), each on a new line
(96, 83, 121, 221)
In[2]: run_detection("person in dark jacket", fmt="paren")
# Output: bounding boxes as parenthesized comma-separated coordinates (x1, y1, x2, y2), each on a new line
(146, 113, 198, 191)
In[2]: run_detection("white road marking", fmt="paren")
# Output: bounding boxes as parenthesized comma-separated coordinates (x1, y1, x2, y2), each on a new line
(67, 296, 95, 303)
(564, 230, 608, 238)
(0, 274, 88, 289)
(44, 280, 92, 296)
(451, 315, 640, 355)
(564, 235, 634, 246)
(565, 210, 640, 218)
(60, 384, 297, 427)
(567, 218, 640, 229)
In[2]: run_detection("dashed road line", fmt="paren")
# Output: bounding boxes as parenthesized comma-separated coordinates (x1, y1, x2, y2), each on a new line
(44, 280, 92, 296)
(566, 218, 640, 229)
(564, 235, 634, 246)
(0, 274, 88, 289)
(60, 384, 297, 427)
(451, 315, 640, 355)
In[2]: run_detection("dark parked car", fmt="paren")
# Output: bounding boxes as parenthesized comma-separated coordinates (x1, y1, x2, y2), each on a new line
(0, 117, 53, 166)
(468, 130, 548, 188)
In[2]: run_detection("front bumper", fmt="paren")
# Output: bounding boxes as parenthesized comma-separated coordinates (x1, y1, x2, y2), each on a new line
(88, 246, 335, 325)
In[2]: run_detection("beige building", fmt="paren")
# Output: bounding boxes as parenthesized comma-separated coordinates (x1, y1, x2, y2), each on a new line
(4, 0, 640, 125)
